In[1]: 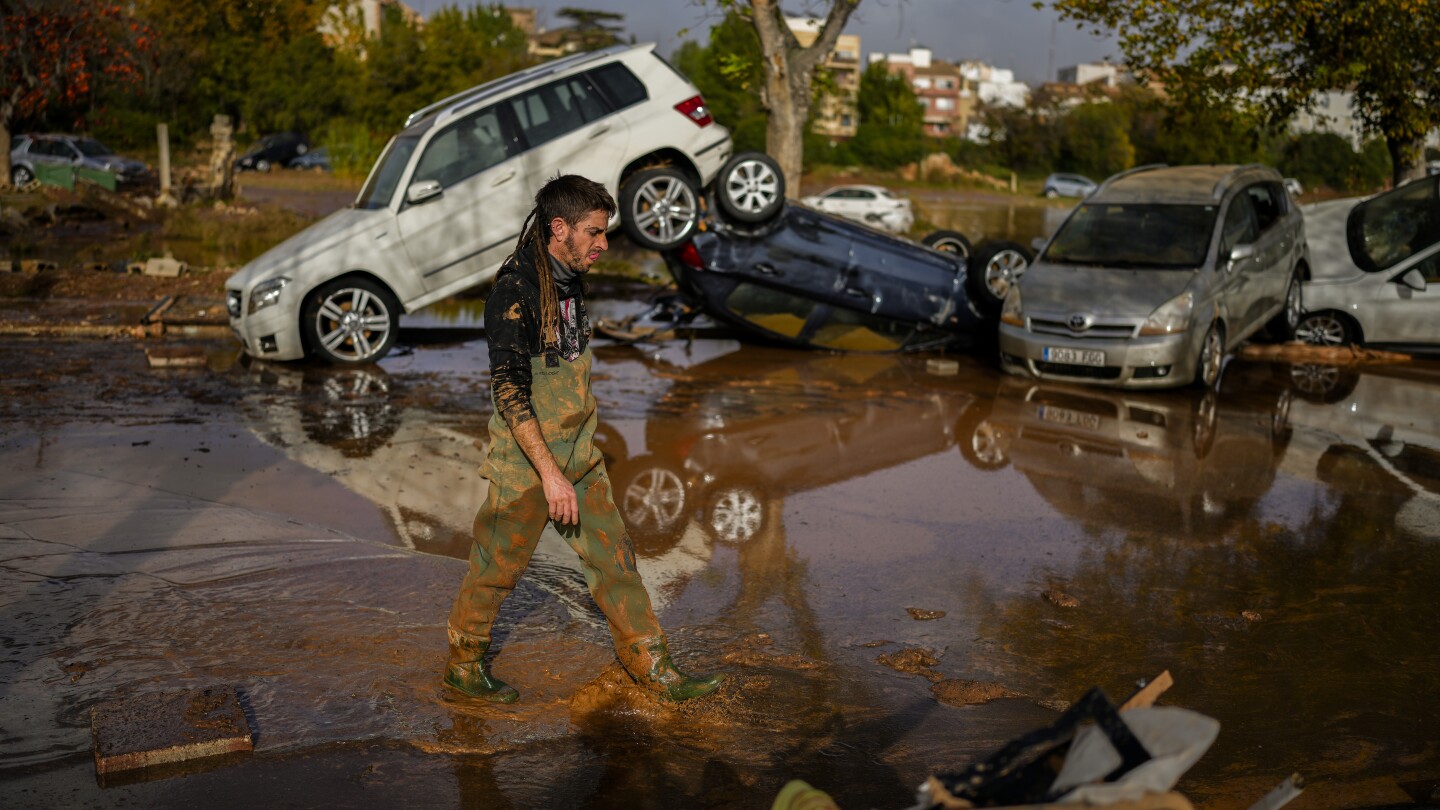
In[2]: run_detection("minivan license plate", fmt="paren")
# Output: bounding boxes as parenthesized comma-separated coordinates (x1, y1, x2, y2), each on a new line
(1043, 347, 1105, 366)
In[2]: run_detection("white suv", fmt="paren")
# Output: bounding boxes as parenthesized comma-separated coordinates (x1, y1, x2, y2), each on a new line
(225, 43, 739, 364)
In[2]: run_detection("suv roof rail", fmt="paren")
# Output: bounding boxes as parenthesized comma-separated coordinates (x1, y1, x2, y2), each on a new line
(1096, 163, 1168, 193)
(1212, 163, 1271, 200)
(403, 42, 641, 128)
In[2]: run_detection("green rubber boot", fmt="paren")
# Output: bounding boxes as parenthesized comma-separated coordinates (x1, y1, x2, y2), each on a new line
(443, 632, 519, 703)
(618, 635, 725, 702)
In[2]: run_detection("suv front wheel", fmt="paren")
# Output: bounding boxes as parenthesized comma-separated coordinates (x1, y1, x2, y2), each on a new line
(620, 167, 700, 251)
(303, 277, 401, 365)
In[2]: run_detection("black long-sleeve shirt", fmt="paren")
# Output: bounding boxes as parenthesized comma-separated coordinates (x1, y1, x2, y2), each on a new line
(485, 249, 589, 429)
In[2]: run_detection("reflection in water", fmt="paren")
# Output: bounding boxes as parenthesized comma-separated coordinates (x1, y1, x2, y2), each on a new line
(957, 362, 1440, 802)
(235, 343, 1440, 805)
(916, 195, 1072, 247)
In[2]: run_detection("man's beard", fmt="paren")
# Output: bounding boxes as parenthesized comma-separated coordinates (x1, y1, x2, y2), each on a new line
(562, 233, 589, 273)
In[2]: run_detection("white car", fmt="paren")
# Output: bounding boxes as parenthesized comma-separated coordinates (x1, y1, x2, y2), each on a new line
(799, 184, 914, 233)
(225, 43, 761, 364)
(1297, 175, 1439, 352)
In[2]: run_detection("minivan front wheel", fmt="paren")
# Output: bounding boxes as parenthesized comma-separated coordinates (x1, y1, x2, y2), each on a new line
(620, 167, 699, 251)
(968, 240, 1033, 314)
(1194, 322, 1225, 389)
(303, 278, 401, 365)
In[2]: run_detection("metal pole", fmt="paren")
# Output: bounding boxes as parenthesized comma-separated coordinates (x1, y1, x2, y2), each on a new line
(157, 123, 172, 201)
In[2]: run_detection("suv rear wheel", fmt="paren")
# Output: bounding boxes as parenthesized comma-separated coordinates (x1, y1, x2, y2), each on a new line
(303, 277, 401, 365)
(715, 152, 785, 224)
(922, 229, 972, 259)
(620, 167, 700, 251)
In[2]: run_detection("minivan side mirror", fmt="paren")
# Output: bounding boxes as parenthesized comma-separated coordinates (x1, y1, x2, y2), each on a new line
(1397, 267, 1428, 292)
(406, 179, 443, 205)
(1225, 242, 1257, 270)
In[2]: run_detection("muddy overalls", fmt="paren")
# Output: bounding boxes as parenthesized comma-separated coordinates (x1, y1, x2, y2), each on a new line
(447, 346, 663, 649)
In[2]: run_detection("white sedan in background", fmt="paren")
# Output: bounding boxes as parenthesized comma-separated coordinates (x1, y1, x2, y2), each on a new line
(800, 184, 914, 233)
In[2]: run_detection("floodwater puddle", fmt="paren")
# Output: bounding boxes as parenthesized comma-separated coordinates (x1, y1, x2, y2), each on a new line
(1, 331, 1438, 806)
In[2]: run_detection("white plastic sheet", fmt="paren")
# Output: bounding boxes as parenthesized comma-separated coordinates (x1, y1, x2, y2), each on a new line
(1051, 707, 1220, 804)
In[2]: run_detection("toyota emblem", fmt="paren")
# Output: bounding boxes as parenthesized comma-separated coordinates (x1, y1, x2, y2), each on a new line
(1067, 314, 1090, 331)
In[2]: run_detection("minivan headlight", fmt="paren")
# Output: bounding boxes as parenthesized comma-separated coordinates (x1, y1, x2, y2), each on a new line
(249, 276, 290, 314)
(1139, 291, 1194, 336)
(1000, 287, 1024, 327)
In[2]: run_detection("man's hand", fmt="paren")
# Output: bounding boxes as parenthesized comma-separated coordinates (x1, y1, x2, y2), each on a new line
(541, 467, 579, 525)
(512, 417, 578, 525)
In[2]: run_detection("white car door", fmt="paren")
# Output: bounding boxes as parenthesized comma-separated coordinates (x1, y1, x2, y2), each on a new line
(507, 75, 631, 214)
(396, 104, 530, 296)
(1357, 250, 1440, 343)
(1345, 175, 1440, 344)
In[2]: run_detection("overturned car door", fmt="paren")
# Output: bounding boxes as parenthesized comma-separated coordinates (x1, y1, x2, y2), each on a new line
(672, 205, 983, 351)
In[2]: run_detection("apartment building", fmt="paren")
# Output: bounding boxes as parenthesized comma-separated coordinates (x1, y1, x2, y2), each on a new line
(787, 17, 861, 139)
(870, 47, 970, 138)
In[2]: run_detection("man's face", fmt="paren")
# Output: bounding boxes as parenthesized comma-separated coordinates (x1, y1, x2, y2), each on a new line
(550, 210, 609, 273)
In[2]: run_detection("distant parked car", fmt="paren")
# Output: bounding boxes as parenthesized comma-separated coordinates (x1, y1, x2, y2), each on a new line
(288, 147, 331, 171)
(999, 164, 1307, 389)
(226, 42, 738, 364)
(1295, 174, 1440, 352)
(799, 184, 914, 233)
(236, 132, 310, 172)
(7, 133, 150, 188)
(1042, 173, 1097, 199)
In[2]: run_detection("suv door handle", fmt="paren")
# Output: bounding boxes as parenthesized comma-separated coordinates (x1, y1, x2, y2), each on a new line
(492, 170, 515, 187)
(587, 124, 612, 139)
(755, 263, 780, 277)
(844, 286, 868, 298)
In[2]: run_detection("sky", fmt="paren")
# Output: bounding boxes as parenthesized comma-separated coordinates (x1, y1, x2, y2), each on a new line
(420, 0, 1121, 86)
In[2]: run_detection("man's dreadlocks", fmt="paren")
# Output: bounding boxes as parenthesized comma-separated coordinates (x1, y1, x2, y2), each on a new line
(508, 175, 617, 353)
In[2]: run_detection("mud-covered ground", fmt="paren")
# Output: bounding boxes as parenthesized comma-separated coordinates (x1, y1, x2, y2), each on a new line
(2, 306, 1439, 808)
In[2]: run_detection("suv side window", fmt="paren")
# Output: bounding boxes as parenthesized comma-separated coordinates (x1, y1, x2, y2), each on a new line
(586, 63, 648, 110)
(508, 80, 591, 150)
(412, 106, 516, 189)
(560, 75, 610, 122)
(1221, 194, 1259, 256)
(1245, 183, 1283, 232)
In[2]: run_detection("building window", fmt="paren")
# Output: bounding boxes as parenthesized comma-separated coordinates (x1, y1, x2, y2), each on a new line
(935, 98, 955, 111)
(840, 114, 853, 127)
(918, 97, 930, 107)
(937, 78, 954, 89)
(913, 77, 932, 89)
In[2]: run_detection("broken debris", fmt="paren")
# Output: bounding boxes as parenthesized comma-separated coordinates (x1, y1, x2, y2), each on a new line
(90, 685, 252, 775)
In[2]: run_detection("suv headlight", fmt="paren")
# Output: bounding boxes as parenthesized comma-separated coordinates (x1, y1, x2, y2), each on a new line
(248, 276, 290, 314)
(1000, 287, 1024, 327)
(1139, 291, 1194, 336)
(226, 289, 243, 319)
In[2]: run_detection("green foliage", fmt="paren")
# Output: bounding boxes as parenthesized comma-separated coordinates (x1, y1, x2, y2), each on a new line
(1058, 102, 1133, 177)
(670, 14, 767, 154)
(315, 120, 389, 179)
(1277, 133, 1391, 193)
(847, 62, 924, 169)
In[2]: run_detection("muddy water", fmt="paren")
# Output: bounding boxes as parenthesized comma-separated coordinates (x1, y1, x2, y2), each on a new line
(2, 330, 1438, 807)
(913, 192, 1072, 247)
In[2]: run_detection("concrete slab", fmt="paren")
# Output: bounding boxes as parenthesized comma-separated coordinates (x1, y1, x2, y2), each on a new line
(90, 685, 253, 775)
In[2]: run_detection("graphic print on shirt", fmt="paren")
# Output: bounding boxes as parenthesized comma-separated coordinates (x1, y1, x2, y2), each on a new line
(557, 297, 587, 362)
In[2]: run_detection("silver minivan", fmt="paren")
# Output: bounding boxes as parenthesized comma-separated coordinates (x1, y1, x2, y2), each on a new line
(999, 164, 1306, 389)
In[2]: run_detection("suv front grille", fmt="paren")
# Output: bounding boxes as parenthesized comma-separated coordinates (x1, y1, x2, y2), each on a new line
(1030, 316, 1137, 340)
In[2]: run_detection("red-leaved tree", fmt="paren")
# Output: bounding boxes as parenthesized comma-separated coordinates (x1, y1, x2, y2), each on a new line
(1, 0, 150, 186)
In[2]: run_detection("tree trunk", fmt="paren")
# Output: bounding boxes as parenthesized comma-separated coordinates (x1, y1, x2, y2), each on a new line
(0, 99, 12, 188)
(763, 61, 810, 194)
(1388, 135, 1426, 187)
(749, 0, 860, 196)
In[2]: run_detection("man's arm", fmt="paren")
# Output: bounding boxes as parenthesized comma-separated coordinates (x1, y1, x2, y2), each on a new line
(509, 418, 578, 525)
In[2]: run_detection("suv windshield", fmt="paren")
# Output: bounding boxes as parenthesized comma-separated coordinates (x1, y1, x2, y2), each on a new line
(355, 134, 420, 210)
(1045, 203, 1217, 269)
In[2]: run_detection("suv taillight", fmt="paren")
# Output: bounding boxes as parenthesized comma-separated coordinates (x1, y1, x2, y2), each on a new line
(677, 241, 703, 269)
(674, 96, 713, 127)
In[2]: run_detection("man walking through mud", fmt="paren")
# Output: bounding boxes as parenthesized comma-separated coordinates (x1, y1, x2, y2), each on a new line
(444, 174, 724, 704)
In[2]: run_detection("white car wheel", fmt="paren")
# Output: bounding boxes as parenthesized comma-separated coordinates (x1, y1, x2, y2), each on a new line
(304, 278, 400, 364)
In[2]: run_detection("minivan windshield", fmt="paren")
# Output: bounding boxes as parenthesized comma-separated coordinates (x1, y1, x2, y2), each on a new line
(1045, 203, 1217, 269)
(355, 134, 420, 210)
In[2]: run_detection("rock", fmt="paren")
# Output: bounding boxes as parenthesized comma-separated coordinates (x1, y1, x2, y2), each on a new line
(1043, 589, 1080, 608)
(931, 678, 1019, 707)
(143, 257, 187, 278)
(925, 358, 958, 376)
(906, 607, 946, 620)
(877, 647, 939, 676)
(1241, 610, 1262, 622)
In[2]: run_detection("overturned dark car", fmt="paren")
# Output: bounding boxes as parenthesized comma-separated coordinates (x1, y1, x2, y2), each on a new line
(623, 154, 1029, 352)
